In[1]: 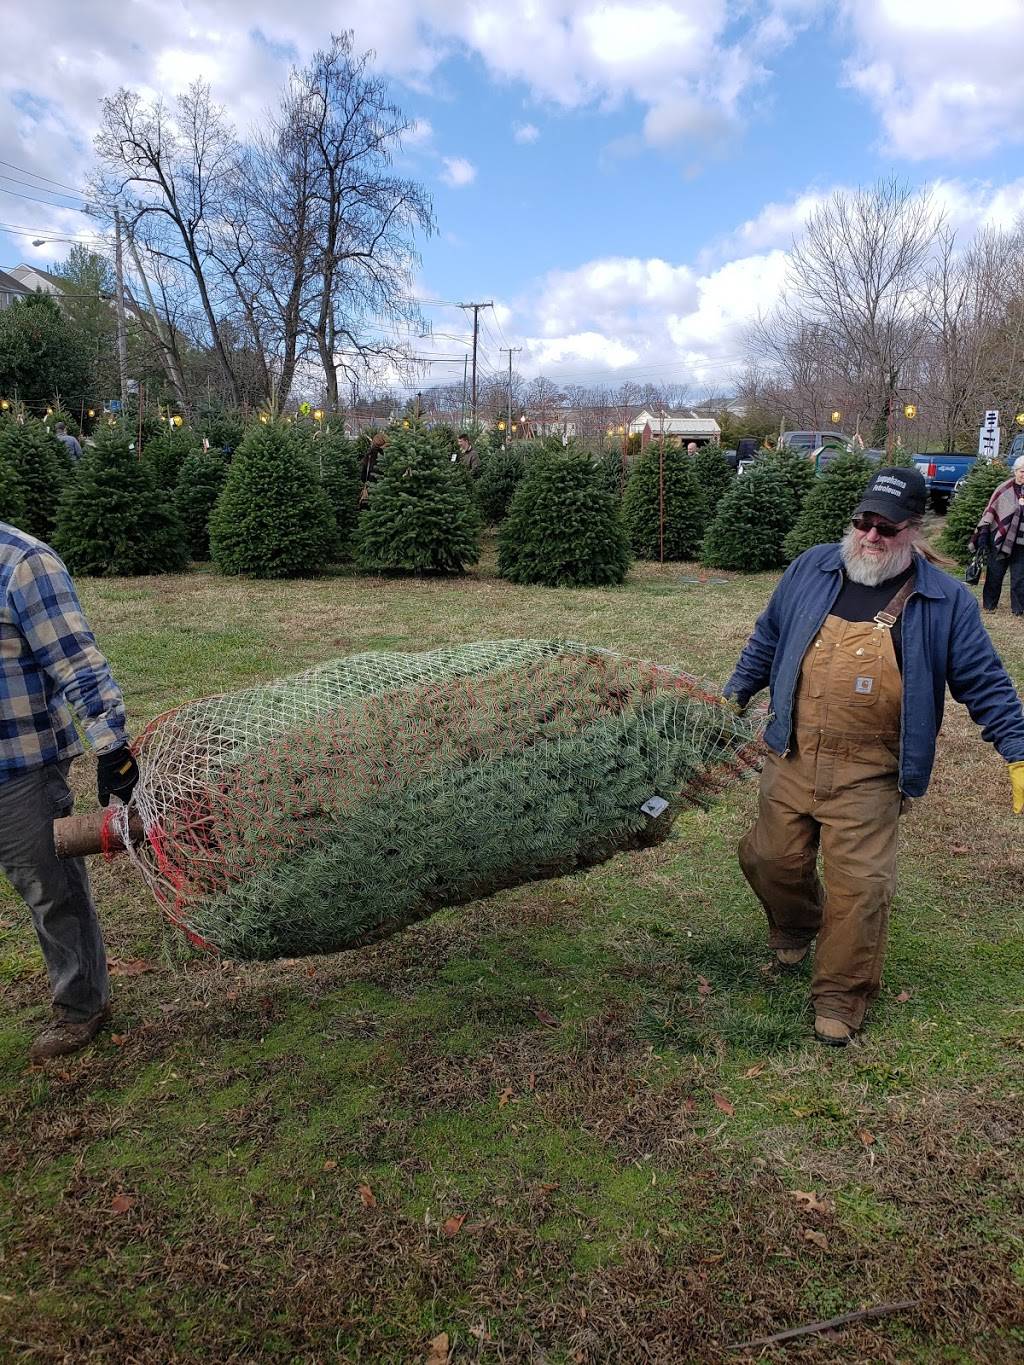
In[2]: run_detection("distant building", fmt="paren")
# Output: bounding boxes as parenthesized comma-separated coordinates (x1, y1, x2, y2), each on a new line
(0, 268, 32, 311)
(8, 264, 64, 297)
(629, 409, 721, 447)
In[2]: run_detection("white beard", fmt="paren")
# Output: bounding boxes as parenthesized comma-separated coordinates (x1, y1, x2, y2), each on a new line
(840, 528, 915, 586)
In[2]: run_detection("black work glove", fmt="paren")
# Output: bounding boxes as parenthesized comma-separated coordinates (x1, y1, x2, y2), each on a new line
(97, 745, 140, 807)
(976, 525, 991, 549)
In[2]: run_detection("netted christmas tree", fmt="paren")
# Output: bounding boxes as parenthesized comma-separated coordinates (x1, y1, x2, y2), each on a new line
(939, 459, 1011, 564)
(356, 424, 480, 574)
(53, 427, 189, 576)
(0, 417, 76, 541)
(144, 424, 200, 493)
(210, 421, 335, 578)
(498, 451, 631, 587)
(623, 440, 707, 561)
(478, 444, 527, 524)
(692, 442, 734, 524)
(92, 640, 763, 959)
(783, 450, 875, 561)
(174, 448, 230, 560)
(702, 464, 796, 571)
(315, 430, 361, 560)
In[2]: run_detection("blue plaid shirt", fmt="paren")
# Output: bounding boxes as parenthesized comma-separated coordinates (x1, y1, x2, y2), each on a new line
(1, 522, 129, 782)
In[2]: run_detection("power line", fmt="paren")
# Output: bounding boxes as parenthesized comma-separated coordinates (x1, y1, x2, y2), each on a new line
(0, 157, 91, 197)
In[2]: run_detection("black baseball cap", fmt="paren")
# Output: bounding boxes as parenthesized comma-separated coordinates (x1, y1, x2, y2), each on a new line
(853, 466, 927, 522)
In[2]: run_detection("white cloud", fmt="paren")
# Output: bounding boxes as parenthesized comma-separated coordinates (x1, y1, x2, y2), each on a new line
(404, 117, 434, 146)
(439, 155, 476, 187)
(512, 121, 539, 144)
(839, 0, 1024, 159)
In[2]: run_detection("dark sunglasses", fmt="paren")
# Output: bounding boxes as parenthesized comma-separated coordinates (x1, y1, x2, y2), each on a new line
(851, 514, 905, 538)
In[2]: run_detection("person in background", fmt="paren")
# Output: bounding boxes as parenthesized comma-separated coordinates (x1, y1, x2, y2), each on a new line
(1, 519, 138, 1062)
(686, 441, 698, 456)
(456, 432, 480, 474)
(973, 454, 1024, 616)
(723, 467, 1024, 1047)
(54, 422, 82, 462)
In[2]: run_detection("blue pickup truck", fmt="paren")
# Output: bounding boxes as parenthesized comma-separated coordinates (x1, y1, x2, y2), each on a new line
(913, 453, 977, 513)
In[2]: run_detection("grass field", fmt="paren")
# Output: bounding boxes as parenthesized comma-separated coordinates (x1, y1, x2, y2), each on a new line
(1, 542, 1022, 1363)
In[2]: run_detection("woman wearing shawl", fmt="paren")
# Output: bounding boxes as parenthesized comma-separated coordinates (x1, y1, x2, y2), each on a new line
(974, 455, 1024, 616)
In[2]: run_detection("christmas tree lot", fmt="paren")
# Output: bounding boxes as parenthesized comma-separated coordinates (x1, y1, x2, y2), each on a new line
(143, 424, 201, 493)
(0, 417, 73, 540)
(210, 421, 335, 578)
(314, 430, 362, 560)
(691, 443, 734, 523)
(622, 440, 706, 561)
(498, 450, 631, 587)
(783, 450, 875, 561)
(356, 424, 480, 574)
(477, 444, 527, 524)
(53, 426, 189, 576)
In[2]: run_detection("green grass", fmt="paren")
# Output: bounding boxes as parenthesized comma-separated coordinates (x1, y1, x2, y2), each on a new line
(1, 542, 1022, 1363)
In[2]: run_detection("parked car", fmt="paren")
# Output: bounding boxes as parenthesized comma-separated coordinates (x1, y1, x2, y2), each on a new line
(912, 453, 977, 513)
(780, 430, 854, 456)
(814, 445, 884, 475)
(1008, 431, 1024, 465)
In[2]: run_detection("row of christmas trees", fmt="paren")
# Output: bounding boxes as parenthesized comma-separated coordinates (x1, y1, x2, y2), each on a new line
(0, 414, 997, 585)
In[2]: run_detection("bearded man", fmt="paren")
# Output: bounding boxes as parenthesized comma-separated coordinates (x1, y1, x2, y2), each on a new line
(723, 467, 1024, 1046)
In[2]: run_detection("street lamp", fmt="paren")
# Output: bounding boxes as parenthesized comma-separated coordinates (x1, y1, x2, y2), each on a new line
(903, 404, 917, 420)
(831, 409, 842, 424)
(1016, 413, 1024, 427)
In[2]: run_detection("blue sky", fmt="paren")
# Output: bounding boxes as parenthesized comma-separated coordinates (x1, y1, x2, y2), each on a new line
(3, 1, 1024, 395)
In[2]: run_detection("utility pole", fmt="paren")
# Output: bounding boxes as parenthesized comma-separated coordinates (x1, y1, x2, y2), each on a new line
(113, 208, 130, 413)
(501, 347, 522, 440)
(460, 355, 468, 428)
(459, 301, 492, 424)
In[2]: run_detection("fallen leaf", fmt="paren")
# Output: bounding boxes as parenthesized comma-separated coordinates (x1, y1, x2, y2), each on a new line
(110, 1033, 129, 1047)
(498, 1086, 514, 1109)
(110, 1192, 136, 1214)
(357, 1183, 376, 1208)
(802, 1228, 829, 1250)
(532, 1006, 560, 1028)
(443, 1214, 466, 1237)
(426, 1331, 449, 1364)
(305, 965, 316, 977)
(107, 957, 156, 977)
(322, 1159, 337, 1171)
(713, 1093, 735, 1116)
(225, 990, 239, 1002)
(538, 1181, 560, 1194)
(791, 1189, 829, 1215)
(742, 1063, 766, 1079)
(950, 844, 969, 856)
(527, 1071, 537, 1091)
(858, 1129, 876, 1147)
(697, 976, 712, 997)
(682, 1096, 698, 1115)
(895, 990, 913, 1003)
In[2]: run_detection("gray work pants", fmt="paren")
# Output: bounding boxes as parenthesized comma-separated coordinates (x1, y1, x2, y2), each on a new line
(0, 762, 109, 1021)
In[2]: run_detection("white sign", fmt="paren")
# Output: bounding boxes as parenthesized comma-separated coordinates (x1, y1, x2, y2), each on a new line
(979, 409, 1000, 459)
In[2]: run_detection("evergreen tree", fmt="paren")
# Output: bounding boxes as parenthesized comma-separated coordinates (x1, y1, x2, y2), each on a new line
(174, 448, 230, 559)
(144, 424, 200, 493)
(691, 441, 734, 525)
(592, 446, 627, 500)
(0, 295, 91, 404)
(210, 421, 335, 578)
(889, 436, 916, 468)
(478, 444, 527, 523)
(498, 451, 631, 587)
(0, 433, 26, 528)
(783, 450, 875, 561)
(759, 445, 817, 522)
(193, 401, 245, 453)
(623, 440, 706, 560)
(0, 417, 71, 540)
(702, 464, 796, 571)
(54, 427, 189, 575)
(356, 425, 480, 574)
(316, 431, 361, 560)
(939, 459, 1011, 564)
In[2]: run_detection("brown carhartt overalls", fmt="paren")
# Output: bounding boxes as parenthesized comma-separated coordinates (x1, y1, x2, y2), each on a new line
(739, 602, 907, 1028)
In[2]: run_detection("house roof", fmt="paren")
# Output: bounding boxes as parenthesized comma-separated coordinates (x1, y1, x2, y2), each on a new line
(630, 409, 721, 436)
(0, 268, 31, 294)
(9, 264, 64, 293)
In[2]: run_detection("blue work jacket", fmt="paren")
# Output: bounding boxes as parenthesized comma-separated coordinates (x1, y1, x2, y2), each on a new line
(724, 544, 1024, 797)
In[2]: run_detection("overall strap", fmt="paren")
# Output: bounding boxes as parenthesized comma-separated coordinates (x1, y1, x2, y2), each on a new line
(874, 576, 915, 630)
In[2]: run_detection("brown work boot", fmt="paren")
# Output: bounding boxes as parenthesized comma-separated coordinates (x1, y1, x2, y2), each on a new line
(775, 945, 809, 967)
(814, 1015, 855, 1048)
(29, 1006, 111, 1063)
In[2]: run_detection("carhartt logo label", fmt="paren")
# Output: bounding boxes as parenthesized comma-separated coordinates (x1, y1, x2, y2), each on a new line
(855, 676, 874, 694)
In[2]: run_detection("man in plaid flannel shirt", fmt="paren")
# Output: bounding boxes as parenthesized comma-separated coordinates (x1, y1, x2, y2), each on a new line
(1, 520, 139, 1062)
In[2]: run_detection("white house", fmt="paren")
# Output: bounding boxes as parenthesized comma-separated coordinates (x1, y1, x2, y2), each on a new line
(0, 268, 32, 311)
(629, 409, 721, 446)
(9, 264, 64, 297)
